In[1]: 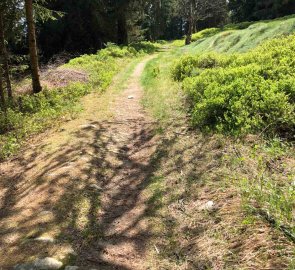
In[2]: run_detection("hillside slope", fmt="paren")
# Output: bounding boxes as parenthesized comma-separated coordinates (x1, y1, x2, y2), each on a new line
(179, 15, 295, 53)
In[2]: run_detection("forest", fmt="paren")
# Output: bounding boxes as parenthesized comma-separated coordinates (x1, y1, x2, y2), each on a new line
(0, 0, 295, 270)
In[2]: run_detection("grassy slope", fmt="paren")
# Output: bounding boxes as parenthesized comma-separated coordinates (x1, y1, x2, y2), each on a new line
(185, 16, 295, 53)
(142, 18, 295, 269)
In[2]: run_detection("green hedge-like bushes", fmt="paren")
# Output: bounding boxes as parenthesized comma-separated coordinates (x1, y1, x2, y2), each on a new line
(172, 35, 295, 137)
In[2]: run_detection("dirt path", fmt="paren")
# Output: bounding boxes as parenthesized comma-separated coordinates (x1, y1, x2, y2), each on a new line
(0, 57, 159, 269)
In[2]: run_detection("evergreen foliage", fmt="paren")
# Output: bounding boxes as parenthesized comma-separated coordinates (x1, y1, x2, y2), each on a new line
(229, 0, 295, 22)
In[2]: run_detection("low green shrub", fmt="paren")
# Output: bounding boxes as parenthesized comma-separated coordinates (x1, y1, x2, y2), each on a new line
(171, 53, 233, 81)
(129, 41, 160, 54)
(170, 39, 185, 47)
(171, 56, 199, 81)
(173, 35, 295, 137)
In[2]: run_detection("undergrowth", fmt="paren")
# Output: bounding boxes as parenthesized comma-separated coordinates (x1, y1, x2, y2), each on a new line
(0, 42, 160, 160)
(170, 33, 295, 239)
(172, 35, 295, 137)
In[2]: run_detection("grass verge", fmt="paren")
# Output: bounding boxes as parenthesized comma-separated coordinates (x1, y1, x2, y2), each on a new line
(141, 38, 295, 269)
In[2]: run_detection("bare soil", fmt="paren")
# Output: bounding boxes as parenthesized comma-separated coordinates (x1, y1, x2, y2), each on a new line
(0, 57, 159, 269)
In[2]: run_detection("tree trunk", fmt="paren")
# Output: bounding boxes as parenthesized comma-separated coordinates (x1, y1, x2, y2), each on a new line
(0, 11, 12, 100)
(0, 66, 5, 111)
(185, 0, 194, 45)
(25, 0, 42, 94)
(192, 21, 196, 33)
(154, 0, 162, 40)
(185, 18, 193, 45)
(117, 11, 128, 45)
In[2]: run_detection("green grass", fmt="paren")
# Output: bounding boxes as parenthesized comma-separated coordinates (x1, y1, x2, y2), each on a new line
(141, 17, 295, 269)
(226, 138, 295, 240)
(0, 42, 160, 160)
(141, 51, 185, 126)
(173, 15, 295, 54)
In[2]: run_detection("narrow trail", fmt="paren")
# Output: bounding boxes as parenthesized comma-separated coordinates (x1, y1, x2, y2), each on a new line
(0, 57, 159, 269)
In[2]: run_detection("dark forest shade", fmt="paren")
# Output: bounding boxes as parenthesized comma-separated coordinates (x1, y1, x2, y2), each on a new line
(37, 0, 227, 58)
(3, 0, 295, 62)
(38, 0, 107, 59)
(229, 0, 295, 22)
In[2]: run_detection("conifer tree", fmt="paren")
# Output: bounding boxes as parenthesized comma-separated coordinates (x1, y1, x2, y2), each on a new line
(0, 2, 12, 99)
(25, 0, 42, 93)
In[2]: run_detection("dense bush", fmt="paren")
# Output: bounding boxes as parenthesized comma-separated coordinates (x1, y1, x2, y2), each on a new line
(171, 53, 233, 81)
(0, 42, 159, 159)
(171, 56, 200, 81)
(172, 35, 295, 137)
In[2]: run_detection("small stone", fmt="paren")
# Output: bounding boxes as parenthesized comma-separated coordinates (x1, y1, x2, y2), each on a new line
(80, 124, 97, 129)
(33, 257, 63, 269)
(199, 200, 215, 211)
(66, 247, 77, 257)
(39, 211, 53, 216)
(128, 95, 134, 99)
(57, 246, 77, 260)
(14, 263, 35, 270)
(33, 236, 55, 243)
(89, 184, 103, 191)
(204, 201, 214, 210)
(65, 267, 79, 270)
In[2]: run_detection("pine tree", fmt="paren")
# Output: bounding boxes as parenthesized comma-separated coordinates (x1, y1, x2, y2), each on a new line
(25, 0, 42, 94)
(0, 66, 5, 111)
(0, 2, 12, 99)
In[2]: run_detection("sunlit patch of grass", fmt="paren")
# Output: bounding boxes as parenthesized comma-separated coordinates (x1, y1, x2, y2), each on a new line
(170, 39, 185, 47)
(75, 197, 92, 230)
(141, 50, 185, 126)
(182, 16, 295, 54)
(146, 175, 165, 213)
